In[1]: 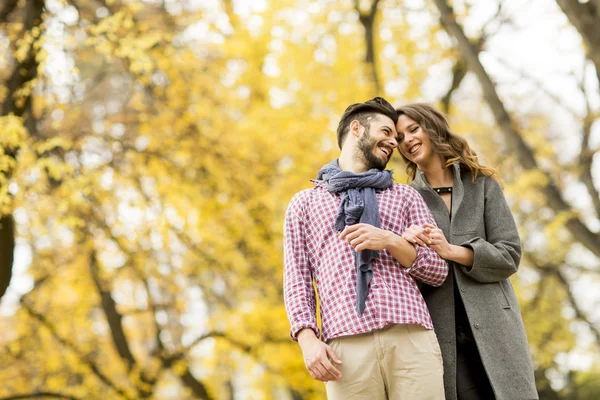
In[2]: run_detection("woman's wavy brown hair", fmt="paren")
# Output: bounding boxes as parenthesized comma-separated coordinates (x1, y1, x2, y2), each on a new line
(396, 103, 501, 185)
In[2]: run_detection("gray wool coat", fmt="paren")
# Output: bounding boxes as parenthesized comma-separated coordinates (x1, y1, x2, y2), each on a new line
(411, 163, 538, 400)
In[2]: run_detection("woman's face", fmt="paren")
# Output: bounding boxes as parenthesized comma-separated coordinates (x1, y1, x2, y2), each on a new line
(396, 114, 435, 167)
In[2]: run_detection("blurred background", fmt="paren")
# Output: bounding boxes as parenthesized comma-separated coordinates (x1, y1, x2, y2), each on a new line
(0, 0, 599, 398)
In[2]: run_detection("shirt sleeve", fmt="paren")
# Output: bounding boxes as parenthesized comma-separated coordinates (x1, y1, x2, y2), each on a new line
(403, 187, 448, 287)
(458, 177, 521, 283)
(283, 192, 320, 341)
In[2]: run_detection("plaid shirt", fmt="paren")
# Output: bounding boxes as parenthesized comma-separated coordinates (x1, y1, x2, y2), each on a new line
(284, 180, 448, 342)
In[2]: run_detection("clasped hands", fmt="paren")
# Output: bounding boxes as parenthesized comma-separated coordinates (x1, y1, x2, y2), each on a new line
(339, 223, 453, 259)
(401, 223, 453, 259)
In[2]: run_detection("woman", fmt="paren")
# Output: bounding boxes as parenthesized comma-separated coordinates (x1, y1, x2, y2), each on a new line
(395, 103, 538, 400)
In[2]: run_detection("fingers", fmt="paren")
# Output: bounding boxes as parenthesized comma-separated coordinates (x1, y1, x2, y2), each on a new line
(403, 225, 431, 247)
(326, 346, 343, 365)
(403, 233, 427, 247)
(354, 241, 370, 252)
(321, 358, 342, 381)
(304, 343, 343, 382)
(349, 235, 366, 248)
(312, 362, 338, 381)
(416, 229, 431, 245)
(345, 230, 363, 243)
(429, 229, 445, 240)
(306, 357, 342, 381)
(340, 225, 369, 249)
(339, 224, 361, 240)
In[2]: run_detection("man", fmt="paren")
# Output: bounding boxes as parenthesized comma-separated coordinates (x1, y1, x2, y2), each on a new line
(283, 97, 449, 399)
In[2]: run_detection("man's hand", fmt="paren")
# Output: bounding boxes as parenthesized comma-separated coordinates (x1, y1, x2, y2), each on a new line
(339, 223, 392, 252)
(297, 329, 342, 382)
(401, 224, 432, 247)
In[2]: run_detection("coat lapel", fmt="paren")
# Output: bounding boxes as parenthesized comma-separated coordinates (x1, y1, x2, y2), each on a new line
(449, 162, 464, 232)
(412, 162, 464, 237)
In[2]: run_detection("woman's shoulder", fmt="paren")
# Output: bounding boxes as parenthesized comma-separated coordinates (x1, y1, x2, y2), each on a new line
(460, 169, 501, 190)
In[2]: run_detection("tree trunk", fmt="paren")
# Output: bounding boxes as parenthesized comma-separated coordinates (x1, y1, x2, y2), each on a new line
(0, 0, 44, 302)
(431, 0, 600, 259)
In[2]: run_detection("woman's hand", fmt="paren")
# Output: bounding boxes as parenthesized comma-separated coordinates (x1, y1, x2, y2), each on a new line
(401, 224, 431, 247)
(424, 223, 453, 259)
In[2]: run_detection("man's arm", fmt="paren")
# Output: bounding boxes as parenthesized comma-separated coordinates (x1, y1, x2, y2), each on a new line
(339, 224, 416, 267)
(283, 193, 342, 382)
(283, 193, 319, 341)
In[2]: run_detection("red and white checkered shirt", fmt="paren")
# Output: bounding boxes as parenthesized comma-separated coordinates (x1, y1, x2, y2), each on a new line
(284, 180, 448, 342)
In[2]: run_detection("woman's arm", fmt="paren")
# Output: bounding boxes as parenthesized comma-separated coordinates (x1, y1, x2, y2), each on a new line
(424, 177, 520, 283)
(457, 177, 521, 282)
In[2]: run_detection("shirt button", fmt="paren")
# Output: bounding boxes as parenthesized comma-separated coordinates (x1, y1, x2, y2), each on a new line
(460, 287, 465, 292)
(474, 324, 480, 329)
(374, 284, 379, 288)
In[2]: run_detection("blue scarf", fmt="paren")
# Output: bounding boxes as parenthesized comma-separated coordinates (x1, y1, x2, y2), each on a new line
(317, 159, 394, 315)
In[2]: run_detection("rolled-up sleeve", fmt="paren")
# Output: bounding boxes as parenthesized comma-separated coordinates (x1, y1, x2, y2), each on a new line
(283, 192, 320, 341)
(403, 188, 448, 286)
(459, 178, 521, 283)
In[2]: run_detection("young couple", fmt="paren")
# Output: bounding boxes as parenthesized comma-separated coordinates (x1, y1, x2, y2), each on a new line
(283, 97, 538, 400)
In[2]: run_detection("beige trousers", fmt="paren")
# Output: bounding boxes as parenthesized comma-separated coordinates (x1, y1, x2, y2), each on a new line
(325, 324, 445, 400)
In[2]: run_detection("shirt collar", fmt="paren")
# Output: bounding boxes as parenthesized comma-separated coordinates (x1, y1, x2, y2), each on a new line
(311, 179, 327, 188)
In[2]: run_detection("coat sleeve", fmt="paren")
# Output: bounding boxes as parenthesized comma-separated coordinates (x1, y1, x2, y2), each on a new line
(459, 177, 521, 283)
(283, 192, 320, 341)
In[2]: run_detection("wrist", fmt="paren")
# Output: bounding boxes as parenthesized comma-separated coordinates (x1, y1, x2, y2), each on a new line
(386, 231, 402, 249)
(446, 244, 459, 261)
(297, 328, 317, 346)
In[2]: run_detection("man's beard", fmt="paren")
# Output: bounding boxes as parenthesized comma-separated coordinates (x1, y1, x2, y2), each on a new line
(356, 127, 388, 170)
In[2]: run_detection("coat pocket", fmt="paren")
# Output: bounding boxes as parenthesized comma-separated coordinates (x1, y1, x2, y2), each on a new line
(496, 281, 512, 309)
(450, 230, 477, 245)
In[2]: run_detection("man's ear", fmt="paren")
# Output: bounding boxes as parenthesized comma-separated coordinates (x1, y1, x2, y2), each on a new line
(350, 119, 362, 138)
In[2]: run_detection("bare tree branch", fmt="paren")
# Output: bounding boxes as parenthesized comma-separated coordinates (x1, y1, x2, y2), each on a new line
(0, 393, 80, 400)
(0, 0, 44, 302)
(577, 69, 600, 219)
(556, 0, 600, 86)
(88, 251, 160, 398)
(551, 268, 600, 347)
(0, 0, 19, 22)
(526, 256, 600, 348)
(439, 0, 507, 112)
(90, 252, 139, 371)
(432, 0, 600, 259)
(20, 301, 134, 399)
(1, 0, 44, 117)
(355, 0, 382, 93)
(0, 215, 15, 299)
(86, 205, 213, 399)
(492, 57, 582, 120)
(179, 368, 213, 400)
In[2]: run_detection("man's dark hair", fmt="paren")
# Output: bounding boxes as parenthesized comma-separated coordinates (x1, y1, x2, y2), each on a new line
(336, 97, 398, 149)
